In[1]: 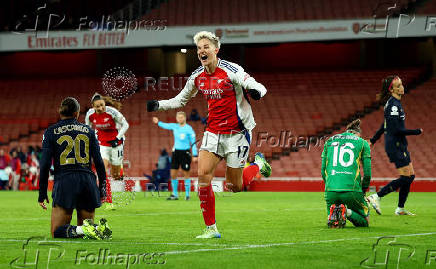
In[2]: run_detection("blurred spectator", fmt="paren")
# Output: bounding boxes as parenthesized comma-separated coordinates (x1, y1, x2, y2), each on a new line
(9, 150, 21, 190)
(35, 146, 42, 161)
(152, 149, 171, 190)
(157, 149, 170, 170)
(189, 108, 207, 125)
(0, 149, 11, 190)
(189, 109, 201, 121)
(16, 146, 27, 164)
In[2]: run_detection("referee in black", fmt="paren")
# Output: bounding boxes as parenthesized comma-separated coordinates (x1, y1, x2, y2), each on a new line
(38, 97, 111, 239)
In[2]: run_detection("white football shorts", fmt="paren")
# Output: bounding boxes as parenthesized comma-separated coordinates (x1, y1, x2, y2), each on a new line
(200, 130, 251, 168)
(100, 144, 124, 166)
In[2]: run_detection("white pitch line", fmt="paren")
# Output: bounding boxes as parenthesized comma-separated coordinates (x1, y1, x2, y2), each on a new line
(163, 232, 436, 255)
(1, 232, 435, 254)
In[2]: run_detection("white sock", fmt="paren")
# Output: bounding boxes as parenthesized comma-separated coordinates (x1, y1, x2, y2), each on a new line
(76, 226, 84, 235)
(346, 209, 352, 217)
(372, 193, 380, 200)
(254, 161, 264, 170)
(396, 207, 404, 211)
(207, 224, 217, 230)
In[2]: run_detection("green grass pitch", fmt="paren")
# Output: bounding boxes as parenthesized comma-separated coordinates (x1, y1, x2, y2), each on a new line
(1, 191, 436, 268)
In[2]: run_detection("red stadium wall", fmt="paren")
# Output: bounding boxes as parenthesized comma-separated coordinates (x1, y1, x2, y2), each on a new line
(0, 49, 149, 77)
(244, 42, 361, 70)
(0, 51, 98, 77)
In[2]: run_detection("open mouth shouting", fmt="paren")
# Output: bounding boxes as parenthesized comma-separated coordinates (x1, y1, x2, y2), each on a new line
(200, 54, 208, 63)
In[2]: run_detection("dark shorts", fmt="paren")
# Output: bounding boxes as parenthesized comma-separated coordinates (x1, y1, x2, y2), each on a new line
(387, 147, 411, 169)
(52, 173, 101, 210)
(171, 150, 192, 171)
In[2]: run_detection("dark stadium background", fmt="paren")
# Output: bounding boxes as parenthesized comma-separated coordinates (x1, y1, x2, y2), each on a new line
(1, 0, 435, 192)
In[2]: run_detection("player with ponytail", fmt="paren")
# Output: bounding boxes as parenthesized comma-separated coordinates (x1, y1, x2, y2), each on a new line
(85, 93, 129, 210)
(367, 76, 423, 216)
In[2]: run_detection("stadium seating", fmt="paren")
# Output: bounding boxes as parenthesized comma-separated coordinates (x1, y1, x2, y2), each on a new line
(142, 0, 427, 26)
(272, 73, 435, 179)
(1, 67, 430, 179)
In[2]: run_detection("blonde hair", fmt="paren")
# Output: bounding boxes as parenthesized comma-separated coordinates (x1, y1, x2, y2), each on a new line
(193, 31, 221, 49)
(176, 111, 186, 117)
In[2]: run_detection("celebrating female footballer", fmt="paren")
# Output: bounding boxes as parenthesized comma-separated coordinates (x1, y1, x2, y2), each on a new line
(85, 93, 129, 210)
(147, 31, 271, 239)
(367, 75, 423, 215)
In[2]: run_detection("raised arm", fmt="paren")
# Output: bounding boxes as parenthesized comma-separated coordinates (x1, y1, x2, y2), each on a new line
(157, 121, 177, 130)
(234, 64, 267, 100)
(147, 74, 198, 112)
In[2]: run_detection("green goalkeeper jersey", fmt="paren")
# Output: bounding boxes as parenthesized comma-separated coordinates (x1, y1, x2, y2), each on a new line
(321, 131, 371, 192)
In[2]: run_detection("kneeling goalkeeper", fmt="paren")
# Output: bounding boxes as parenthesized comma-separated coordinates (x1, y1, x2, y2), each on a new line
(321, 119, 372, 228)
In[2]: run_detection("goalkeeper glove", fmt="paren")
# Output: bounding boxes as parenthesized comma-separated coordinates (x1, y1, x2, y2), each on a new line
(147, 100, 159, 112)
(108, 138, 123, 148)
(248, 89, 261, 100)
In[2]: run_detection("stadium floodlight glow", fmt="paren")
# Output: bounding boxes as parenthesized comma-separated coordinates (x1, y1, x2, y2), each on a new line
(180, 49, 187, 53)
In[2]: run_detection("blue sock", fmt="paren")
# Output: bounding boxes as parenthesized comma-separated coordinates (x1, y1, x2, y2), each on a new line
(185, 179, 191, 198)
(171, 179, 178, 197)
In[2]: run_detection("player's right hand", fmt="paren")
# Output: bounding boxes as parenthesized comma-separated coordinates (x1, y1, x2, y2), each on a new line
(38, 197, 49, 210)
(147, 100, 159, 112)
(152, 117, 159, 124)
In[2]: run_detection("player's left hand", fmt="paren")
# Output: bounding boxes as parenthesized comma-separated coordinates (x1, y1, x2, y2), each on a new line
(248, 89, 261, 100)
(108, 138, 122, 148)
(192, 157, 198, 163)
(39, 197, 49, 210)
(147, 100, 159, 112)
